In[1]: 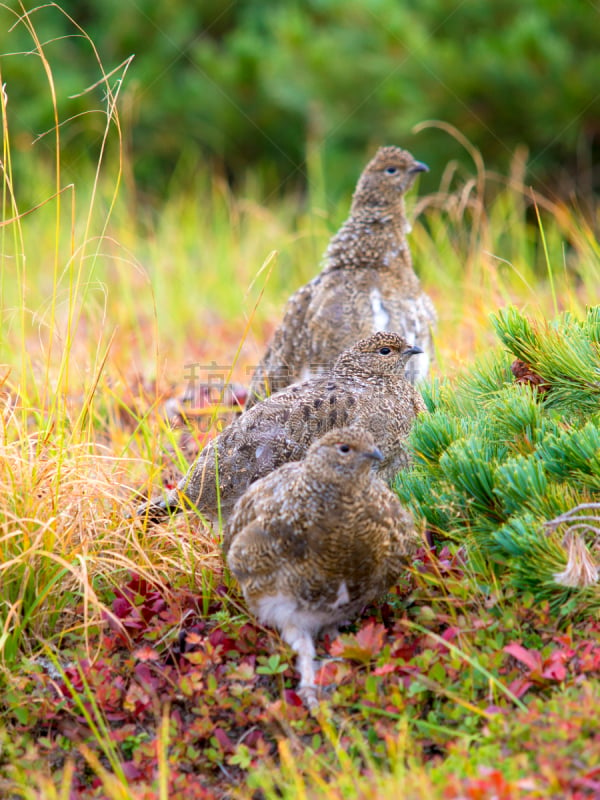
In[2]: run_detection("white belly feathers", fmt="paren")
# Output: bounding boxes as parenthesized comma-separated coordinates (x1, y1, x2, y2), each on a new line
(369, 288, 390, 330)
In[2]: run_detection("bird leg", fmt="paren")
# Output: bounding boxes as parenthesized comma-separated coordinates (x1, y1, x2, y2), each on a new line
(282, 625, 319, 710)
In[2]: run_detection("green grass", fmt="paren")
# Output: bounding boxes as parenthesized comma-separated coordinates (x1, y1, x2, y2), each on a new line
(1, 7, 600, 798)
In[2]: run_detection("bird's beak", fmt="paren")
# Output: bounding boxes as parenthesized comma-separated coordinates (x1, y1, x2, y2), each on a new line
(408, 161, 429, 175)
(402, 345, 424, 357)
(365, 447, 384, 462)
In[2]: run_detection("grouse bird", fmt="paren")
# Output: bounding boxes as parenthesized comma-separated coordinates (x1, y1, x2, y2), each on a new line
(136, 332, 425, 527)
(246, 145, 435, 408)
(224, 427, 419, 708)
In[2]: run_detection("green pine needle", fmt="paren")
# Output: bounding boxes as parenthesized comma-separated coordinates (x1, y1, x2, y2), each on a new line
(399, 305, 600, 618)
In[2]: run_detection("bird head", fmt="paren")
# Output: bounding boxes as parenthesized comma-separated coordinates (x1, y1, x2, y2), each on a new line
(351, 146, 429, 218)
(333, 332, 423, 379)
(305, 427, 383, 481)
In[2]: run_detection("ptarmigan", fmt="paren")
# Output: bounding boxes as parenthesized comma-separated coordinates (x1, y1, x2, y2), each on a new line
(137, 332, 426, 526)
(245, 146, 435, 409)
(223, 427, 419, 709)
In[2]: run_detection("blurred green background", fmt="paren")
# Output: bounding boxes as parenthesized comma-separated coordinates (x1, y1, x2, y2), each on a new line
(2, 0, 599, 202)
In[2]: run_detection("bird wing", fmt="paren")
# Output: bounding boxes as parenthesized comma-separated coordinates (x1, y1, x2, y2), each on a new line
(320, 481, 418, 599)
(239, 372, 359, 455)
(246, 280, 317, 408)
(305, 278, 360, 356)
(412, 389, 427, 415)
(173, 403, 308, 517)
(222, 461, 302, 554)
(225, 516, 310, 582)
(374, 486, 420, 584)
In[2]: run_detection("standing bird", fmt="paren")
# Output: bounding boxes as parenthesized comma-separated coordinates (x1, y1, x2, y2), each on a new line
(246, 146, 435, 409)
(136, 332, 426, 527)
(223, 427, 420, 709)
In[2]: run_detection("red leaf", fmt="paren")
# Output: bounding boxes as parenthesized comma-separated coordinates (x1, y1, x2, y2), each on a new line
(183, 631, 204, 648)
(113, 597, 136, 619)
(373, 662, 397, 676)
(213, 728, 234, 753)
(542, 660, 567, 681)
(243, 729, 264, 748)
(504, 643, 542, 673)
(507, 677, 534, 698)
(134, 645, 160, 662)
(209, 628, 237, 653)
(330, 621, 386, 663)
(123, 682, 152, 715)
(134, 662, 162, 691)
(283, 689, 304, 707)
(390, 636, 418, 661)
(121, 762, 143, 781)
(441, 626, 460, 642)
(105, 711, 130, 723)
(355, 621, 386, 655)
(314, 660, 339, 686)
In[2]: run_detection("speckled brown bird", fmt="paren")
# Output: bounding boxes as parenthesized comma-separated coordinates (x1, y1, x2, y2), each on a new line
(245, 146, 435, 409)
(136, 332, 426, 526)
(223, 427, 419, 708)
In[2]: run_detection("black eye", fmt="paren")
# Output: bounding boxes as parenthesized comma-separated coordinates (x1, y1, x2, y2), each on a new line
(384, 166, 398, 175)
(339, 444, 350, 453)
(379, 346, 392, 355)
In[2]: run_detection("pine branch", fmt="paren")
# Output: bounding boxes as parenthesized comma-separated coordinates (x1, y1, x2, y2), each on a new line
(399, 305, 600, 618)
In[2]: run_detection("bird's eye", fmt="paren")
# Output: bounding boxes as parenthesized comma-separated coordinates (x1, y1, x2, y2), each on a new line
(379, 346, 392, 355)
(384, 166, 398, 175)
(339, 444, 351, 453)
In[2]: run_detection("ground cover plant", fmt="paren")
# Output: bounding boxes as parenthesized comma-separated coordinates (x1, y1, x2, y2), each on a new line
(1, 5, 600, 799)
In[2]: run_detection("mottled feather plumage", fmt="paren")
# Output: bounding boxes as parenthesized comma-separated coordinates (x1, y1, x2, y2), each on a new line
(224, 427, 419, 707)
(137, 332, 426, 526)
(246, 146, 436, 408)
